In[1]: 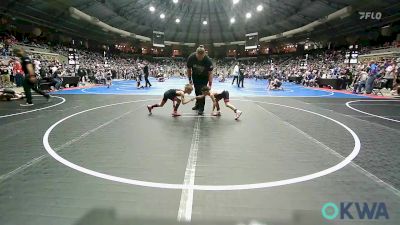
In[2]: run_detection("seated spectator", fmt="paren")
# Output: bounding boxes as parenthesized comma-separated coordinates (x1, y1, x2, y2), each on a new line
(353, 70, 369, 94)
(51, 70, 63, 90)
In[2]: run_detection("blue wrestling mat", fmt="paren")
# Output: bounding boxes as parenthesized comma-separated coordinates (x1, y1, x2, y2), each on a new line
(56, 78, 370, 98)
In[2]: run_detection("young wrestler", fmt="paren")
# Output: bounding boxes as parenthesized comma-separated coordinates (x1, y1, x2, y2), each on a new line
(268, 78, 283, 90)
(136, 72, 143, 89)
(199, 86, 242, 120)
(147, 84, 195, 117)
(106, 70, 112, 88)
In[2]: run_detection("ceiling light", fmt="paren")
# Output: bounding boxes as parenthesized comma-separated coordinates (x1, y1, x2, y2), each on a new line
(203, 20, 208, 25)
(233, 0, 240, 4)
(230, 17, 235, 24)
(257, 5, 263, 11)
(149, 6, 155, 12)
(173, 0, 178, 3)
(175, 18, 180, 23)
(246, 12, 252, 19)
(160, 13, 165, 19)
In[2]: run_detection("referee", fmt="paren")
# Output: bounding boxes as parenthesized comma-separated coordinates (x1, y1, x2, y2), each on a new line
(143, 63, 152, 87)
(187, 45, 213, 115)
(14, 48, 50, 106)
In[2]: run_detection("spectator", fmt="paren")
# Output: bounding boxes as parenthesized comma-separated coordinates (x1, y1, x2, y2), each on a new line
(12, 58, 24, 87)
(51, 70, 63, 90)
(365, 61, 379, 94)
(353, 70, 369, 94)
(1, 63, 11, 88)
(382, 60, 395, 90)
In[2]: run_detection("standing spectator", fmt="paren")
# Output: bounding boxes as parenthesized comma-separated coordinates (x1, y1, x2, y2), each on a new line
(77, 67, 86, 82)
(111, 68, 117, 79)
(1, 63, 11, 87)
(383, 60, 395, 90)
(365, 61, 379, 94)
(12, 58, 24, 87)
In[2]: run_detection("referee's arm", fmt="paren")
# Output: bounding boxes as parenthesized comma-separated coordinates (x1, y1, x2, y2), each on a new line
(187, 68, 193, 85)
(27, 63, 35, 77)
(208, 70, 213, 88)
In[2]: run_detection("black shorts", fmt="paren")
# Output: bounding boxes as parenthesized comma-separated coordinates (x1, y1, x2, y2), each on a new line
(274, 81, 282, 87)
(163, 89, 178, 102)
(215, 90, 229, 103)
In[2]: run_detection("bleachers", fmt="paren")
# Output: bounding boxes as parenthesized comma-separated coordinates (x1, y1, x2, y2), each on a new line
(13, 43, 68, 64)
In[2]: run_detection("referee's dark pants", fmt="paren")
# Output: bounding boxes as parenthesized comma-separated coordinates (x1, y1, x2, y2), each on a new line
(23, 77, 49, 104)
(193, 81, 208, 112)
(238, 75, 244, 88)
(144, 74, 151, 87)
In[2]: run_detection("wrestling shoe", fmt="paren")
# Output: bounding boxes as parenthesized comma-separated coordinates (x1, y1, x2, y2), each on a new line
(46, 95, 52, 103)
(20, 103, 34, 107)
(172, 111, 182, 117)
(147, 105, 152, 115)
(212, 111, 221, 116)
(235, 110, 242, 120)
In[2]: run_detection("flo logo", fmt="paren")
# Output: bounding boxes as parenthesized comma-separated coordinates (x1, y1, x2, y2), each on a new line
(321, 202, 389, 220)
(359, 11, 382, 20)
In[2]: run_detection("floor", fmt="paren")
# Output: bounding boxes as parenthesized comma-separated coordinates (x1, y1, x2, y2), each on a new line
(1, 78, 399, 225)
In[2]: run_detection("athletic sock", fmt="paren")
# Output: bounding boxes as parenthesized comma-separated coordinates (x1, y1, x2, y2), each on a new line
(151, 104, 160, 108)
(174, 103, 181, 111)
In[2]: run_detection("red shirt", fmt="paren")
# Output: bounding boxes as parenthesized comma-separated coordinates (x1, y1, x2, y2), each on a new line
(13, 61, 23, 74)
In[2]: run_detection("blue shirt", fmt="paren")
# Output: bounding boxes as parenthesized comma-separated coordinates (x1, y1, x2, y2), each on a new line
(370, 64, 378, 75)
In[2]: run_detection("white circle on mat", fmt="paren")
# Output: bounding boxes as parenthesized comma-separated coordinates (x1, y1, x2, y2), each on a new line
(43, 99, 360, 191)
(346, 100, 400, 123)
(0, 96, 66, 118)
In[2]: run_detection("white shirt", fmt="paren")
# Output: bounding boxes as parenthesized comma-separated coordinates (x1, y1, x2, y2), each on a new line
(233, 65, 239, 76)
(384, 65, 394, 79)
(51, 66, 58, 74)
(359, 71, 368, 82)
(385, 65, 393, 73)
